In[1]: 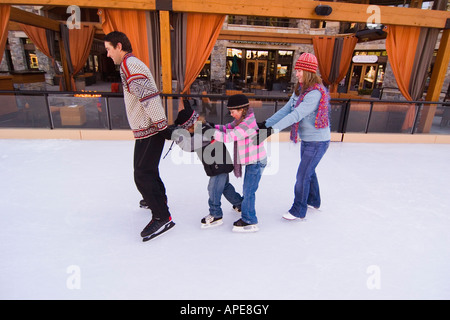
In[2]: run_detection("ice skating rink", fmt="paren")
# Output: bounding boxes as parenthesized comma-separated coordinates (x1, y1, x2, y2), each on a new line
(0, 139, 449, 300)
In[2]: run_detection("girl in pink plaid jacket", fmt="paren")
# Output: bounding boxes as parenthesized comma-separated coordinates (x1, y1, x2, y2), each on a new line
(214, 94, 267, 232)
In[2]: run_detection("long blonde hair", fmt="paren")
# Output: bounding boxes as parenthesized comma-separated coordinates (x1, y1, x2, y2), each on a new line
(294, 70, 323, 96)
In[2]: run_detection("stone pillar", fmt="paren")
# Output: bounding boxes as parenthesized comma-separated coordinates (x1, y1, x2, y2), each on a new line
(211, 40, 227, 82)
(0, 51, 8, 71)
(325, 22, 340, 36)
(8, 32, 27, 71)
(35, 50, 55, 85)
(382, 60, 405, 100)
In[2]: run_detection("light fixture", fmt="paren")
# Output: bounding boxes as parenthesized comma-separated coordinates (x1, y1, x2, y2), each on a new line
(315, 5, 333, 16)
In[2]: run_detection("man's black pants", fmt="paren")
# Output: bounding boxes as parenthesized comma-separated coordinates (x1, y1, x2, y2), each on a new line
(133, 134, 170, 220)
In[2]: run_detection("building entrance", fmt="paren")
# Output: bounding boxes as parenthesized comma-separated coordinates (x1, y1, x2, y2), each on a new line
(348, 63, 379, 94)
(245, 60, 267, 88)
(226, 48, 294, 91)
(346, 51, 387, 95)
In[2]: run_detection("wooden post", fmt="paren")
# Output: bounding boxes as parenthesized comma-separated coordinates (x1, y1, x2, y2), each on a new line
(57, 32, 72, 91)
(418, 29, 450, 133)
(159, 10, 173, 123)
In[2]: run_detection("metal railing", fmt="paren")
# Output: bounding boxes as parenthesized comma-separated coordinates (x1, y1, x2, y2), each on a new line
(1, 90, 449, 135)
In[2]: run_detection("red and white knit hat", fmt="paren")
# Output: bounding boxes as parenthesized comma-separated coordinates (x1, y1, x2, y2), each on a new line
(295, 52, 318, 73)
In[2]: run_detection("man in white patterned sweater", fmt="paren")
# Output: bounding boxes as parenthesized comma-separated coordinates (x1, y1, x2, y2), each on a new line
(104, 31, 175, 241)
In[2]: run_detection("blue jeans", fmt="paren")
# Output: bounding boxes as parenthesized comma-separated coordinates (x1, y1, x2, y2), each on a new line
(289, 140, 329, 218)
(241, 161, 266, 224)
(208, 173, 243, 218)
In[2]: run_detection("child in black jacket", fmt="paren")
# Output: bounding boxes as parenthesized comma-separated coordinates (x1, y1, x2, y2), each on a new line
(173, 101, 243, 228)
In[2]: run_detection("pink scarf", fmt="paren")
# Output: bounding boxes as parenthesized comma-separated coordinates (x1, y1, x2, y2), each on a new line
(290, 84, 330, 143)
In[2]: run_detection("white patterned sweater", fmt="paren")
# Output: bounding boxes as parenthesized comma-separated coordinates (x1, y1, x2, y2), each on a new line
(120, 53, 168, 139)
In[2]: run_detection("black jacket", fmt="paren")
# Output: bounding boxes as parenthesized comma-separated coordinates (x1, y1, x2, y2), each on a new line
(174, 123, 234, 177)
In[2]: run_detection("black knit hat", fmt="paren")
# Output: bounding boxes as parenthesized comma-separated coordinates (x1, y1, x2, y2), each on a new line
(227, 94, 249, 110)
(175, 99, 199, 129)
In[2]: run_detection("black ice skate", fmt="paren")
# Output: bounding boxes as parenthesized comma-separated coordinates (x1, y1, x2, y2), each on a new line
(141, 217, 175, 242)
(201, 214, 223, 229)
(139, 199, 149, 209)
(232, 218, 259, 233)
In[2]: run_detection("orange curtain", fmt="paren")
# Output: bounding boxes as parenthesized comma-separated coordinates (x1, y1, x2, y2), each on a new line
(336, 36, 358, 90)
(69, 25, 95, 77)
(385, 25, 421, 101)
(19, 24, 51, 57)
(98, 8, 150, 67)
(312, 36, 334, 86)
(182, 13, 225, 94)
(313, 35, 357, 92)
(0, 4, 10, 65)
(385, 25, 421, 129)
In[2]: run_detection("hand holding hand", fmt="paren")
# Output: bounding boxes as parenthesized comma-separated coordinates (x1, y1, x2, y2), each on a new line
(251, 126, 273, 145)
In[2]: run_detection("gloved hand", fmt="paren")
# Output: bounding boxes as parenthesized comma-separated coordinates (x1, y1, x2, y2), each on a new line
(251, 125, 273, 145)
(158, 126, 175, 140)
(257, 121, 268, 130)
(202, 122, 216, 140)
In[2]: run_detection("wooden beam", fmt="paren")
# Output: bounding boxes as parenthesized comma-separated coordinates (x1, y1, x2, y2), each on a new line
(3, 0, 156, 10)
(9, 19, 102, 33)
(7, 21, 22, 31)
(173, 0, 450, 29)
(418, 29, 450, 133)
(159, 10, 172, 94)
(426, 29, 450, 102)
(57, 32, 72, 91)
(218, 29, 357, 45)
(218, 29, 313, 44)
(3, 0, 450, 28)
(159, 10, 173, 122)
(9, 6, 60, 31)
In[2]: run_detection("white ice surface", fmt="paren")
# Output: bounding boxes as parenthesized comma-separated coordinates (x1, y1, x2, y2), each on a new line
(0, 139, 449, 300)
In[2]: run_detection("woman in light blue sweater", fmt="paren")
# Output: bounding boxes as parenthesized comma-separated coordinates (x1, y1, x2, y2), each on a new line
(261, 53, 331, 221)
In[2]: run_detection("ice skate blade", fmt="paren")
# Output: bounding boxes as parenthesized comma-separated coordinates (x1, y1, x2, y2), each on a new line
(142, 221, 175, 242)
(232, 225, 259, 233)
(282, 212, 306, 221)
(201, 220, 223, 229)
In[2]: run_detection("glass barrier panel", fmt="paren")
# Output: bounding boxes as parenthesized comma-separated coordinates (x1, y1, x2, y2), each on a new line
(47, 94, 109, 129)
(426, 104, 450, 135)
(329, 101, 344, 133)
(346, 101, 371, 133)
(368, 102, 411, 133)
(1, 90, 448, 136)
(108, 97, 130, 130)
(0, 94, 50, 128)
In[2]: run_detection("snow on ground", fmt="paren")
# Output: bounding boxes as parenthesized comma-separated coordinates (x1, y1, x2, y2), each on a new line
(0, 138, 449, 300)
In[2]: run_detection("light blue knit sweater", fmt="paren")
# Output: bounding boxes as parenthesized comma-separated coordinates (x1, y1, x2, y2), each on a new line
(265, 91, 331, 142)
